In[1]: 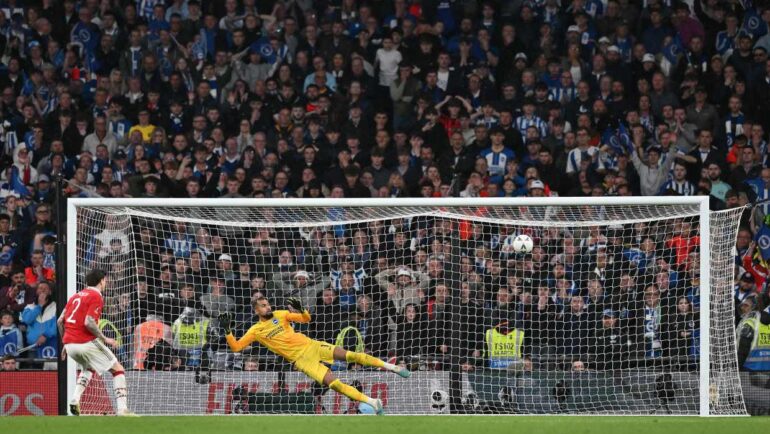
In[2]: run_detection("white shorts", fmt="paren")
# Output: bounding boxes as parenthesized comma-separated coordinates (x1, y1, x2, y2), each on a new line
(65, 340, 119, 375)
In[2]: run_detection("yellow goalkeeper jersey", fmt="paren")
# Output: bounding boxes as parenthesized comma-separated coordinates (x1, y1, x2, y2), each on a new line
(225, 310, 312, 361)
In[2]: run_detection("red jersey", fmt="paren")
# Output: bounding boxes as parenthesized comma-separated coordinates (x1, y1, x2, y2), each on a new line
(62, 287, 104, 344)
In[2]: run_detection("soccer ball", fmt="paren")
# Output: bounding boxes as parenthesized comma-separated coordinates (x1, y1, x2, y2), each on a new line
(511, 234, 534, 254)
(358, 403, 376, 414)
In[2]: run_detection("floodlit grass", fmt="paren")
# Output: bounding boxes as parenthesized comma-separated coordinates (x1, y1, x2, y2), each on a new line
(3, 415, 765, 434)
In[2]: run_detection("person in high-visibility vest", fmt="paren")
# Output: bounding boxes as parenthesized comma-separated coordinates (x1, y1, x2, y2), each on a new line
(172, 308, 210, 367)
(484, 321, 524, 369)
(737, 295, 770, 371)
(132, 315, 172, 370)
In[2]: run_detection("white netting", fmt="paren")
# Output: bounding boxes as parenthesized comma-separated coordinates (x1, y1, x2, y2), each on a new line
(68, 201, 746, 415)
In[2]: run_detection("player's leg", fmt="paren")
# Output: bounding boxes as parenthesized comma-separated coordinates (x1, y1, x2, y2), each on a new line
(89, 339, 134, 416)
(321, 368, 384, 415)
(70, 369, 94, 415)
(65, 343, 92, 416)
(294, 348, 384, 415)
(108, 361, 134, 416)
(332, 346, 411, 378)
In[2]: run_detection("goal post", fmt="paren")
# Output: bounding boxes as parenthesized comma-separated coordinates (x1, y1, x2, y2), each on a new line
(65, 197, 747, 416)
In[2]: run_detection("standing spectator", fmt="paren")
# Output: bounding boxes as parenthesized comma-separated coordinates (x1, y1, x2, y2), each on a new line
(1, 355, 18, 371)
(424, 281, 453, 365)
(375, 266, 429, 313)
(0, 309, 23, 357)
(395, 303, 425, 365)
(20, 280, 57, 360)
(559, 296, 593, 360)
(24, 250, 55, 286)
(591, 309, 637, 370)
(351, 294, 386, 358)
(310, 288, 346, 344)
(0, 270, 36, 316)
(375, 33, 402, 94)
(636, 284, 674, 364)
(669, 297, 698, 369)
(200, 277, 235, 318)
(630, 142, 678, 196)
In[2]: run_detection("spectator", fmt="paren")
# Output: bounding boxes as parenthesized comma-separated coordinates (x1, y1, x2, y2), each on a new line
(200, 277, 235, 318)
(0, 309, 23, 357)
(350, 294, 386, 358)
(669, 297, 698, 368)
(310, 288, 346, 344)
(559, 296, 593, 359)
(630, 143, 677, 197)
(591, 309, 637, 370)
(20, 280, 57, 360)
(24, 250, 55, 286)
(636, 284, 675, 363)
(424, 281, 453, 363)
(0, 270, 36, 316)
(1, 354, 18, 371)
(395, 303, 425, 364)
(274, 270, 326, 314)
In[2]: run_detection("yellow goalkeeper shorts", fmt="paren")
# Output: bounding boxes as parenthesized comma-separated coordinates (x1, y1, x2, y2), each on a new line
(292, 340, 336, 385)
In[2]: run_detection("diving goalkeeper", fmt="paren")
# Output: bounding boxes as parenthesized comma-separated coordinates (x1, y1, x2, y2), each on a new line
(219, 296, 411, 415)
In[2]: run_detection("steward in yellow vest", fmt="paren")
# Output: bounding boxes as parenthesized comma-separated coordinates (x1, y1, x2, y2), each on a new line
(485, 321, 524, 369)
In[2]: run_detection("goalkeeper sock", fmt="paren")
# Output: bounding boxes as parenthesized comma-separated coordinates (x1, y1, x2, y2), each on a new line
(112, 371, 128, 413)
(328, 379, 370, 404)
(71, 370, 94, 404)
(345, 351, 386, 369)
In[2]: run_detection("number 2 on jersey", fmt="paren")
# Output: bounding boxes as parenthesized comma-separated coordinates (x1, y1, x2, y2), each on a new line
(66, 297, 82, 323)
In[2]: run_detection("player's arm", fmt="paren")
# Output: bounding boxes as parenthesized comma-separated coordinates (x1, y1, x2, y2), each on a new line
(85, 315, 114, 346)
(285, 297, 311, 323)
(218, 313, 257, 352)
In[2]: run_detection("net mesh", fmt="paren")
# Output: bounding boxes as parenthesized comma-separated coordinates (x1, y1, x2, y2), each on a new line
(69, 201, 746, 415)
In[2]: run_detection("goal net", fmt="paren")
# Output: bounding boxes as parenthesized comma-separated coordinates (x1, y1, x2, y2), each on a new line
(66, 197, 747, 416)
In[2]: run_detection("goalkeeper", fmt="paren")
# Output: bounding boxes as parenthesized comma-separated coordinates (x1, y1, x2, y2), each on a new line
(219, 296, 410, 415)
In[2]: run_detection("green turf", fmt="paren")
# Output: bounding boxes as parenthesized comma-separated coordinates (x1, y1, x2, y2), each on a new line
(3, 416, 766, 434)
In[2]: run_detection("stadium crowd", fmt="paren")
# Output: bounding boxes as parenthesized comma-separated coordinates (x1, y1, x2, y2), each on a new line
(1, 0, 770, 373)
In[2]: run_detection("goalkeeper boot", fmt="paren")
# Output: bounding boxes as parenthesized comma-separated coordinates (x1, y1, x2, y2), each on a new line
(393, 365, 412, 379)
(69, 402, 80, 416)
(371, 398, 385, 416)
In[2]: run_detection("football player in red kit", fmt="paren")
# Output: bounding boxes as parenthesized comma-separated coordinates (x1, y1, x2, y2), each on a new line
(58, 269, 134, 416)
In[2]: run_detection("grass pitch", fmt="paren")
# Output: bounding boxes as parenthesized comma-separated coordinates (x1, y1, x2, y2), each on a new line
(4, 416, 765, 434)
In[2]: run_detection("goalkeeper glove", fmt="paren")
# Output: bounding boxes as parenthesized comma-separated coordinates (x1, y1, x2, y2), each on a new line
(287, 297, 304, 312)
(218, 312, 233, 335)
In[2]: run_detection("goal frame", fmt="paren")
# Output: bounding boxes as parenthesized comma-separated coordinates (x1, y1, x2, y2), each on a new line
(66, 196, 723, 416)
